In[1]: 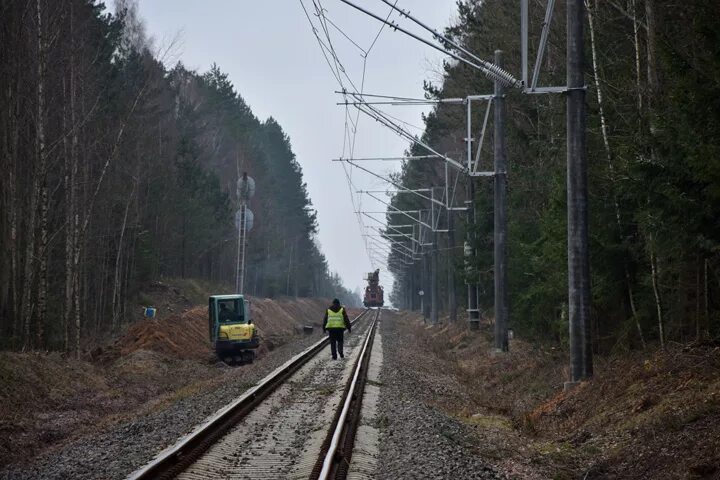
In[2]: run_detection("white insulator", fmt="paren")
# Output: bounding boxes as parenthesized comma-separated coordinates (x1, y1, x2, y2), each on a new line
(483, 62, 521, 89)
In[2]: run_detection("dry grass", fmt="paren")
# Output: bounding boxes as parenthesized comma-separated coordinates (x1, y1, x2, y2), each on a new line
(0, 289, 337, 469)
(396, 313, 720, 479)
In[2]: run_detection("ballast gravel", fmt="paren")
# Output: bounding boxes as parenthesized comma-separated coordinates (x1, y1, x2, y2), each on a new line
(0, 331, 328, 480)
(5, 312, 506, 480)
(376, 313, 505, 480)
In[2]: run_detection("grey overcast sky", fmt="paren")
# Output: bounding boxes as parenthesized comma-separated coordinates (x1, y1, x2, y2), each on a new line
(131, 1, 458, 297)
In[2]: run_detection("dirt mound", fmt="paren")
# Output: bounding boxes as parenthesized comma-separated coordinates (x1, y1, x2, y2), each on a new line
(0, 295, 349, 469)
(118, 307, 211, 361)
(116, 297, 343, 362)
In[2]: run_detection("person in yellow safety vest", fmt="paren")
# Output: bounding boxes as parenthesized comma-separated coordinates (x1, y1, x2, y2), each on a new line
(323, 298, 351, 360)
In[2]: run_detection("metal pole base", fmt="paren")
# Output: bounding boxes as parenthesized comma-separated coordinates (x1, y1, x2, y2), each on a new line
(563, 381, 581, 392)
(468, 319, 480, 330)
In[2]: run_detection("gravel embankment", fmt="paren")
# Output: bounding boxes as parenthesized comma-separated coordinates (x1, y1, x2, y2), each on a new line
(0, 331, 327, 480)
(178, 318, 374, 479)
(376, 313, 505, 480)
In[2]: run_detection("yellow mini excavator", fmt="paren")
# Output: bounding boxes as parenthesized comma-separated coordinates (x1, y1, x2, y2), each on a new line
(208, 294, 259, 364)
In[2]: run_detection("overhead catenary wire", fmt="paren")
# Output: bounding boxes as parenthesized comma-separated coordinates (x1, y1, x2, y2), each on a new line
(300, 0, 403, 271)
(350, 99, 467, 172)
(345, 159, 435, 204)
(310, 3, 469, 188)
(354, 102, 427, 132)
(301, 0, 464, 291)
(337, 0, 521, 88)
(364, 233, 416, 255)
(361, 213, 423, 246)
(335, 91, 464, 104)
(322, 12, 368, 55)
(311, 2, 485, 172)
(376, 0, 521, 88)
(331, 155, 440, 162)
(365, 224, 419, 249)
(339, 100, 450, 107)
(303, 0, 371, 260)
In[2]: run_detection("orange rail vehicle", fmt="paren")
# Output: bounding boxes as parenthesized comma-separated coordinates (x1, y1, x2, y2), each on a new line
(363, 269, 384, 307)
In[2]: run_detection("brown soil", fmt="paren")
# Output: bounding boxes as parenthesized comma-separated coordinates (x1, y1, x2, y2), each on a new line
(396, 313, 720, 479)
(111, 296, 360, 362)
(117, 307, 212, 361)
(0, 290, 348, 468)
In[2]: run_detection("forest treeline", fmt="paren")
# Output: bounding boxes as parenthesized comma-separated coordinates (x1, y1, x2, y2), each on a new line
(388, 0, 720, 350)
(0, 0, 356, 353)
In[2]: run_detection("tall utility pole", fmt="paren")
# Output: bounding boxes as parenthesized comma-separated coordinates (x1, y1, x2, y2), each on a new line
(494, 50, 509, 352)
(567, 0, 592, 382)
(236, 204, 247, 293)
(466, 177, 480, 329)
(447, 213, 457, 322)
(235, 172, 255, 295)
(408, 264, 415, 310)
(419, 211, 434, 320)
(422, 248, 430, 320)
(430, 230, 439, 324)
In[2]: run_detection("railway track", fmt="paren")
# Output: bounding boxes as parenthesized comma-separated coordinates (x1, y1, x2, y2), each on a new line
(128, 308, 381, 480)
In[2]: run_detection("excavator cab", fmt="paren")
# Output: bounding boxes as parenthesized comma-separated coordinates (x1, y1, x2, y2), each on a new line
(209, 295, 259, 364)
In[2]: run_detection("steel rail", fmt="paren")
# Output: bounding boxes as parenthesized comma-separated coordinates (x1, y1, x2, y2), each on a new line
(313, 309, 381, 480)
(127, 309, 373, 480)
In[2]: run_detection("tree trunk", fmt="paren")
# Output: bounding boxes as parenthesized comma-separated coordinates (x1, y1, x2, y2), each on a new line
(74, 268, 81, 358)
(696, 255, 701, 341)
(646, 0, 665, 349)
(9, 157, 19, 344)
(34, 0, 51, 349)
(704, 258, 709, 339)
(645, 0, 659, 136)
(8, 87, 19, 343)
(649, 234, 664, 349)
(63, 77, 71, 351)
(112, 180, 137, 330)
(588, 0, 645, 348)
(630, 0, 643, 113)
(63, 2, 80, 353)
(80, 81, 148, 238)
(74, 76, 88, 358)
(20, 0, 47, 349)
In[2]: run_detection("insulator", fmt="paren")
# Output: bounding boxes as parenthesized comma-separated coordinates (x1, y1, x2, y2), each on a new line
(482, 61, 521, 89)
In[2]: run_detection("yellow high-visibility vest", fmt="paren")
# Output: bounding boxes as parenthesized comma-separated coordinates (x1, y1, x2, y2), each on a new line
(326, 308, 345, 329)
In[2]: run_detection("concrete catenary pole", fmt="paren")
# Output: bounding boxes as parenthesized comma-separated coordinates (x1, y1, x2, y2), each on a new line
(447, 212, 457, 322)
(567, 0, 592, 382)
(431, 229, 439, 324)
(494, 50, 509, 352)
(409, 264, 416, 311)
(422, 229, 430, 321)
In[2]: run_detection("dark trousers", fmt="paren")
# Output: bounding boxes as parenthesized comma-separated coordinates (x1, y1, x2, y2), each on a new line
(328, 329, 344, 359)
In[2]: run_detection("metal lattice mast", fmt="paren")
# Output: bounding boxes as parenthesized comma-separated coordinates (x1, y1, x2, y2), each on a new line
(235, 173, 255, 295)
